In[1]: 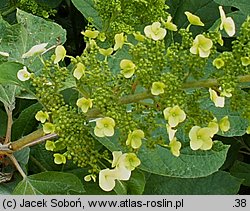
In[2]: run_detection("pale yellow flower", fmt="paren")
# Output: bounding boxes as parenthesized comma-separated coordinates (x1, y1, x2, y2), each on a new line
(45, 140, 55, 151)
(209, 88, 225, 107)
(84, 174, 96, 182)
(144, 22, 167, 41)
(123, 153, 141, 171)
(17, 66, 31, 81)
(81, 29, 99, 39)
(73, 63, 86, 80)
(53, 153, 66, 164)
(114, 33, 127, 50)
(99, 48, 113, 57)
(43, 122, 55, 134)
(99, 168, 117, 191)
(162, 16, 178, 31)
(35, 110, 49, 123)
(120, 59, 136, 78)
(163, 105, 186, 127)
(246, 126, 250, 134)
(208, 119, 219, 136)
(219, 6, 235, 37)
(0, 51, 9, 57)
(166, 124, 177, 141)
(169, 137, 181, 157)
(111, 153, 131, 180)
(219, 116, 230, 132)
(22, 43, 48, 58)
(126, 129, 144, 149)
(185, 11, 204, 26)
(76, 97, 93, 113)
(241, 57, 250, 66)
(54, 45, 66, 64)
(190, 34, 213, 58)
(133, 32, 145, 41)
(189, 126, 213, 150)
(151, 82, 165, 95)
(94, 117, 115, 137)
(213, 58, 225, 69)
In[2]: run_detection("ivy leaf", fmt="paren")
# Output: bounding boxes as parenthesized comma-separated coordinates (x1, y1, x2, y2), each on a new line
(95, 132, 229, 178)
(13, 171, 85, 195)
(213, 0, 250, 15)
(71, 0, 103, 30)
(144, 171, 242, 194)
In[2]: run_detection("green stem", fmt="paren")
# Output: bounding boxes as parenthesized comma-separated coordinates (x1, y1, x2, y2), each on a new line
(183, 74, 250, 89)
(119, 92, 153, 104)
(9, 129, 57, 152)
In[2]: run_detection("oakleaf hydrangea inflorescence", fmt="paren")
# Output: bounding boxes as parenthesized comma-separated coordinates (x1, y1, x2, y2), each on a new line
(25, 3, 250, 191)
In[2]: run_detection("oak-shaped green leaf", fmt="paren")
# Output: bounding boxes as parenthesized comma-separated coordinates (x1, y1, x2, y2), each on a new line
(13, 171, 85, 195)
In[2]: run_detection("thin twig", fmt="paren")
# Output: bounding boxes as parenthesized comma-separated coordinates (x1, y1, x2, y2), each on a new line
(4, 106, 13, 144)
(8, 154, 26, 178)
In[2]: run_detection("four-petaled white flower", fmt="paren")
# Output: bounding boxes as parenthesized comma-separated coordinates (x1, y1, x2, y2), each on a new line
(209, 88, 225, 108)
(189, 126, 213, 150)
(144, 22, 167, 41)
(0, 51, 9, 57)
(120, 59, 136, 78)
(151, 82, 165, 95)
(185, 11, 204, 27)
(219, 6, 235, 37)
(73, 63, 86, 80)
(35, 110, 49, 123)
(76, 97, 93, 113)
(126, 129, 144, 149)
(17, 66, 31, 81)
(99, 151, 141, 191)
(94, 117, 115, 137)
(114, 33, 127, 51)
(22, 43, 48, 58)
(190, 34, 213, 58)
(54, 45, 66, 64)
(163, 105, 186, 127)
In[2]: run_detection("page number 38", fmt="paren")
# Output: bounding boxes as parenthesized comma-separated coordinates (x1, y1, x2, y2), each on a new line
(233, 199, 247, 208)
